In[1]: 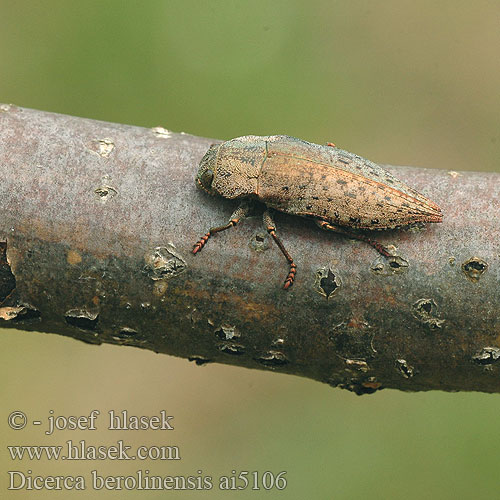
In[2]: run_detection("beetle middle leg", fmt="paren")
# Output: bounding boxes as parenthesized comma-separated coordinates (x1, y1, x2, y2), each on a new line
(316, 220, 392, 257)
(263, 209, 296, 289)
(192, 202, 251, 254)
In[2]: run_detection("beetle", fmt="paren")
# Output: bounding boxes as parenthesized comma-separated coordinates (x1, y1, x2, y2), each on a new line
(192, 135, 442, 289)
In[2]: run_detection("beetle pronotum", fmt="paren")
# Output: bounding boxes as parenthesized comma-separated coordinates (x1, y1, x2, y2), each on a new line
(192, 135, 442, 289)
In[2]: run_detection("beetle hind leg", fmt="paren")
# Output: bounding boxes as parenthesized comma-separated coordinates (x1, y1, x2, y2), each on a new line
(316, 220, 392, 257)
(263, 209, 296, 289)
(192, 202, 250, 254)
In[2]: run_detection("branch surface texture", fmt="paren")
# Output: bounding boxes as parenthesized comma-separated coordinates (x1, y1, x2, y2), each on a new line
(0, 105, 498, 394)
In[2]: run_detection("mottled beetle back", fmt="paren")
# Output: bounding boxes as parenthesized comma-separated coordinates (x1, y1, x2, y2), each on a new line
(258, 136, 442, 229)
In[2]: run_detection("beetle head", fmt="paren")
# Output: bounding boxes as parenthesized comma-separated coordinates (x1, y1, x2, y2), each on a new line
(196, 144, 220, 195)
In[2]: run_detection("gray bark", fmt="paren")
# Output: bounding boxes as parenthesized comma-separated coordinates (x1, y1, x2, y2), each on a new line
(0, 104, 498, 394)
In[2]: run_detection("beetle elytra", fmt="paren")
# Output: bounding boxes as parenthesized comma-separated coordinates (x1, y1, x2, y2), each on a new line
(192, 135, 442, 289)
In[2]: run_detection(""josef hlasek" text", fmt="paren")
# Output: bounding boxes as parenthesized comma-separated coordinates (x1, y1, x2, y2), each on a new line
(45, 410, 174, 435)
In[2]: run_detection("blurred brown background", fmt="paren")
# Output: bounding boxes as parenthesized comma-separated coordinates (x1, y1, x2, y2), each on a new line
(1, 1, 499, 498)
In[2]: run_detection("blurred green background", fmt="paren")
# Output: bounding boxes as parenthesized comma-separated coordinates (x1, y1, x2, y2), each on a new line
(1, 1, 499, 499)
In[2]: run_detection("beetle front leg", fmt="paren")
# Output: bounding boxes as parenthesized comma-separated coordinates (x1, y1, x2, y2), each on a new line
(316, 220, 393, 257)
(263, 209, 297, 289)
(192, 202, 251, 254)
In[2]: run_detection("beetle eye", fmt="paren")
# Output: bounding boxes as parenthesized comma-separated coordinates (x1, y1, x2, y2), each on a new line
(200, 169, 214, 189)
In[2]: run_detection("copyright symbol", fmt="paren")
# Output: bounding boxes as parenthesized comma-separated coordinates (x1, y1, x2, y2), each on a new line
(8, 411, 27, 430)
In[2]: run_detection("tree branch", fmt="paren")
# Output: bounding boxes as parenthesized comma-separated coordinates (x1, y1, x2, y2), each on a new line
(1, 105, 498, 394)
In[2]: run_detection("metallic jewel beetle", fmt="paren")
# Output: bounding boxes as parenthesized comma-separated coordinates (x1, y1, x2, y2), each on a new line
(192, 135, 443, 289)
